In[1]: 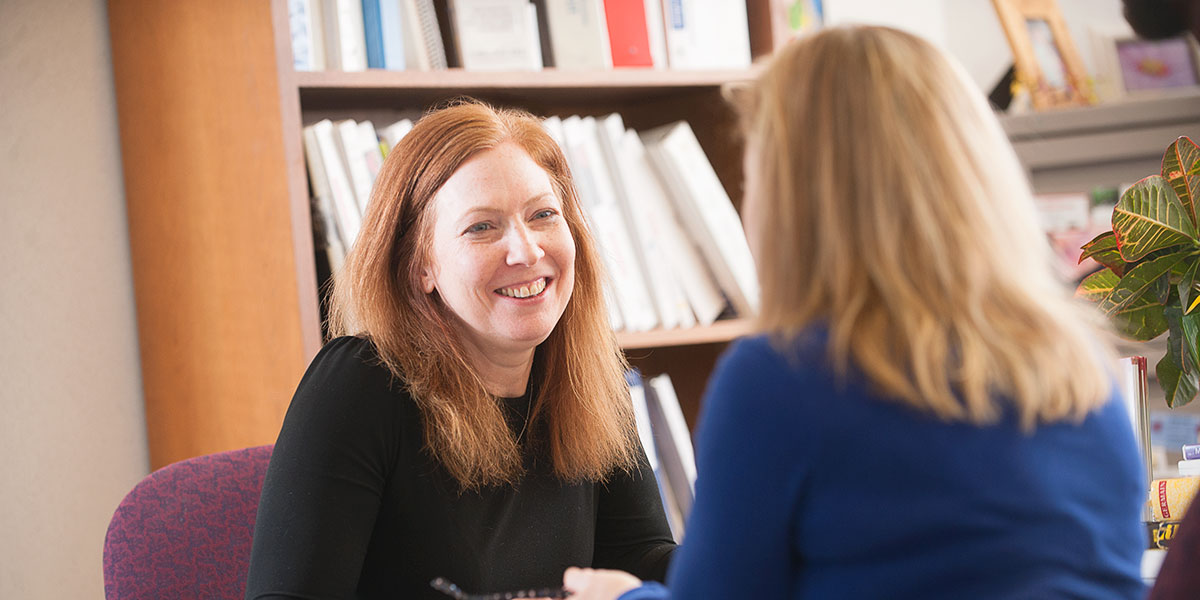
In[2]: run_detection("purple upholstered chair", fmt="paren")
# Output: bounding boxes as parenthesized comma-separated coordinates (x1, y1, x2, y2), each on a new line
(103, 445, 273, 599)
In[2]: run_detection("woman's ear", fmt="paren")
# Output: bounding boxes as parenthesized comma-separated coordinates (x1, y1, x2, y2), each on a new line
(420, 265, 436, 294)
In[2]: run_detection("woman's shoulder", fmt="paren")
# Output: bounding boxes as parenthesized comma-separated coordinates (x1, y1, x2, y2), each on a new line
(718, 328, 831, 382)
(297, 335, 407, 401)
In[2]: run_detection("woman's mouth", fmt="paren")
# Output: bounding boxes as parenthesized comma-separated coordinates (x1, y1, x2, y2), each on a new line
(495, 277, 548, 299)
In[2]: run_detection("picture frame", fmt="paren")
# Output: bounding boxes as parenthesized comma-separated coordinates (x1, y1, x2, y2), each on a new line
(1091, 28, 1200, 101)
(991, 0, 1093, 110)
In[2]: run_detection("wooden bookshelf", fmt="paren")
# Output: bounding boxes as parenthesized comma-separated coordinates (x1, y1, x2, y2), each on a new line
(618, 319, 755, 350)
(109, 0, 777, 467)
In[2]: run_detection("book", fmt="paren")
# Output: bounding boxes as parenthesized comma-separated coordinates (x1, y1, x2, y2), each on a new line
(617, 126, 717, 327)
(355, 120, 386, 182)
(402, 0, 449, 70)
(302, 124, 348, 274)
(542, 0, 611, 69)
(334, 119, 376, 215)
(603, 0, 654, 67)
(378, 118, 414, 154)
(309, 119, 363, 247)
(627, 370, 686, 541)
(288, 0, 327, 71)
(542, 115, 624, 332)
(561, 115, 659, 332)
(660, 0, 751, 70)
(1184, 444, 1200, 461)
(447, 0, 543, 71)
(642, 0, 668, 69)
(595, 113, 693, 329)
(361, 0, 407, 69)
(645, 373, 696, 523)
(642, 121, 759, 318)
(323, 0, 369, 71)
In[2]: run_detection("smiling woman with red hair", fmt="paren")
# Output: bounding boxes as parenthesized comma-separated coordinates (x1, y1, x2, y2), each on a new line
(245, 100, 676, 599)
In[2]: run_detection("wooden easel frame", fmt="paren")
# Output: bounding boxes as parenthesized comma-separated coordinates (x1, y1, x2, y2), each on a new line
(992, 0, 1093, 109)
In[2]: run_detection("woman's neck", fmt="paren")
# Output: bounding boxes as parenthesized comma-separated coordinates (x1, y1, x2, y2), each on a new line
(468, 346, 535, 397)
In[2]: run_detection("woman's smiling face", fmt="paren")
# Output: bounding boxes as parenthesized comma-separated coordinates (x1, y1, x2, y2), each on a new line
(420, 142, 576, 362)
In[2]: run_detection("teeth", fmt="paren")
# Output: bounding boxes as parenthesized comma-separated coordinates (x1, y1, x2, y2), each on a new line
(499, 278, 546, 299)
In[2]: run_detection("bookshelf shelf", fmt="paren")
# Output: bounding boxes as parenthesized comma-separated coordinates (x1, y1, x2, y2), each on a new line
(618, 319, 755, 350)
(295, 67, 759, 109)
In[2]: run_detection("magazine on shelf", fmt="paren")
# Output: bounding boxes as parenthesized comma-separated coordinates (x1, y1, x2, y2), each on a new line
(645, 373, 697, 521)
(301, 124, 347, 274)
(642, 121, 759, 318)
(288, 0, 327, 71)
(627, 370, 686, 541)
(602, 0, 654, 67)
(447, 0, 543, 71)
(361, 0, 407, 69)
(660, 0, 751, 69)
(560, 115, 659, 331)
(541, 0, 611, 69)
(307, 119, 362, 247)
(595, 113, 697, 329)
(322, 0, 368, 71)
(541, 116, 625, 332)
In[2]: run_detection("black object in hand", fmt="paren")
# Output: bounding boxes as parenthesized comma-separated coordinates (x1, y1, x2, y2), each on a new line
(430, 577, 572, 599)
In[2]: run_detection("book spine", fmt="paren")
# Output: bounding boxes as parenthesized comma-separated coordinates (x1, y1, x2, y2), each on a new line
(361, 0, 386, 69)
(378, 0, 406, 69)
(414, 0, 449, 70)
(543, 0, 611, 69)
(337, 0, 369, 70)
(289, 0, 324, 70)
(1149, 477, 1200, 521)
(604, 0, 653, 67)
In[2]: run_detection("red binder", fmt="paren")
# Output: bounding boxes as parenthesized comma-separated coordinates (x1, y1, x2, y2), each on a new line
(604, 0, 654, 67)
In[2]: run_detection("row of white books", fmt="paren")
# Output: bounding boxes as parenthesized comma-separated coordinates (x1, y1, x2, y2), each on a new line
(302, 111, 759, 332)
(288, 0, 753, 72)
(628, 370, 695, 542)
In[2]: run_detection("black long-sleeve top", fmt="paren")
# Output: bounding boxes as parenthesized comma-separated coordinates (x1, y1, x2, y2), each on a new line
(246, 336, 676, 599)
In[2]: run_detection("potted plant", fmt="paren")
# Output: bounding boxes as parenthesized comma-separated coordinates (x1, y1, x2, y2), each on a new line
(1077, 136, 1200, 407)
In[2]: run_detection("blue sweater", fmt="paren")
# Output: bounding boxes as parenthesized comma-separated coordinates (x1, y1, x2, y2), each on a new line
(623, 332, 1146, 599)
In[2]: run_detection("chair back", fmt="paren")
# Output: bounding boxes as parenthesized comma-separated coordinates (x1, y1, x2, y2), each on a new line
(103, 445, 273, 599)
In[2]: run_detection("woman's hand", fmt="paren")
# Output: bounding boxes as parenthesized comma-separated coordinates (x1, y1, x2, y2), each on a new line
(563, 567, 642, 600)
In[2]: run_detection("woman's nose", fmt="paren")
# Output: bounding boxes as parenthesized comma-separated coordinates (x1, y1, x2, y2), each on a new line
(505, 224, 545, 266)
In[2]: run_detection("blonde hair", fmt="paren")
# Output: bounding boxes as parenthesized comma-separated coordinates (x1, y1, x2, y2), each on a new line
(329, 100, 638, 488)
(738, 26, 1114, 428)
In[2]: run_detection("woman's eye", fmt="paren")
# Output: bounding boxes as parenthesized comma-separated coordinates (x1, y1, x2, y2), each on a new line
(533, 209, 557, 220)
(465, 222, 493, 234)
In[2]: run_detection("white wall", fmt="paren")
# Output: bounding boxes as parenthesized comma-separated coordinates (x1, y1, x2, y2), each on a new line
(827, 0, 1128, 92)
(0, 0, 149, 598)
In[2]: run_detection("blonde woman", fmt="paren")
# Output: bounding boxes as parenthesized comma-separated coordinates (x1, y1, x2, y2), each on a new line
(565, 26, 1144, 600)
(246, 102, 676, 599)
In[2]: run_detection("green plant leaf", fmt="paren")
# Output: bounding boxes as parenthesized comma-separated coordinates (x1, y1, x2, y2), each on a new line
(1109, 295, 1169, 341)
(1158, 337, 1199, 408)
(1182, 308, 1200, 374)
(1189, 159, 1200, 176)
(1076, 267, 1119, 302)
(1080, 231, 1116, 260)
(1079, 231, 1127, 275)
(1161, 307, 1200, 407)
(1112, 176, 1198, 261)
(1163, 136, 1200, 225)
(1181, 260, 1200, 315)
(1098, 252, 1188, 314)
